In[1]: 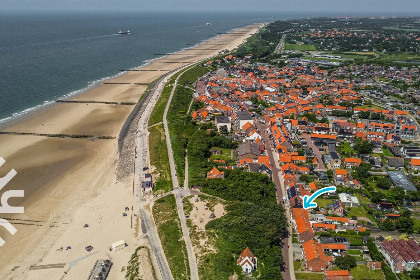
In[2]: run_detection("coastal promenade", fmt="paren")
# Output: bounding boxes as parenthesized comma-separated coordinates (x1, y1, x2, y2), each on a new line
(0, 24, 263, 279)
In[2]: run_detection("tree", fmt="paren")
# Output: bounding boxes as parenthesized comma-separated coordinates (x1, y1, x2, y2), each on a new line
(354, 139, 374, 154)
(359, 111, 370, 119)
(396, 216, 414, 234)
(219, 125, 228, 135)
(410, 267, 420, 279)
(377, 177, 392, 190)
(379, 219, 396, 231)
(353, 162, 372, 184)
(371, 191, 385, 203)
(335, 255, 356, 270)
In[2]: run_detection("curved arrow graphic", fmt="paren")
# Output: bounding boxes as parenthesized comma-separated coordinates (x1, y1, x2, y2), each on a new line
(303, 186, 336, 209)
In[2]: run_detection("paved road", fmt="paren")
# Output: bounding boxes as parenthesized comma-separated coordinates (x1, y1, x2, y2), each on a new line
(134, 73, 176, 280)
(256, 122, 295, 280)
(302, 133, 327, 171)
(274, 34, 287, 55)
(163, 69, 199, 280)
(140, 208, 173, 280)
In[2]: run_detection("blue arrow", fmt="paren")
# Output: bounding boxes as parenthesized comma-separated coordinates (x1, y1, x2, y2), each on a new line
(303, 186, 336, 209)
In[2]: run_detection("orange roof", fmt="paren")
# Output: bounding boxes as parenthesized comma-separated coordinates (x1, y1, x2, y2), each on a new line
(344, 158, 361, 165)
(335, 169, 347, 176)
(322, 244, 346, 250)
(326, 270, 350, 276)
(358, 227, 367, 232)
(207, 167, 224, 178)
(258, 156, 270, 167)
(312, 223, 336, 230)
(411, 159, 420, 166)
(326, 216, 349, 223)
(302, 240, 327, 262)
(310, 133, 337, 140)
(309, 182, 317, 191)
(292, 156, 306, 161)
(242, 121, 253, 131)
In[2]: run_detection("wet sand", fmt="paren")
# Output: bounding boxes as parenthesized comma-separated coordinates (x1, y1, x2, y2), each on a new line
(0, 23, 264, 279)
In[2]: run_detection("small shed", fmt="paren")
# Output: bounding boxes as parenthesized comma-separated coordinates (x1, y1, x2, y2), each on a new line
(111, 240, 126, 252)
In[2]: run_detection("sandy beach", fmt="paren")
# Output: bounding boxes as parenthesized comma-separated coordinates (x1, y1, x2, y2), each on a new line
(0, 23, 263, 280)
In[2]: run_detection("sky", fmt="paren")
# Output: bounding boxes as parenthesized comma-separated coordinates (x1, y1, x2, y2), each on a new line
(1, 0, 420, 15)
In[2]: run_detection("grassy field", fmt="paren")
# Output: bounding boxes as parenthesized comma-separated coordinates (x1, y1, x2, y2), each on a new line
(301, 56, 340, 62)
(347, 249, 363, 255)
(148, 73, 179, 127)
(316, 198, 334, 208)
(350, 265, 384, 280)
(285, 43, 316, 51)
(149, 125, 172, 193)
(348, 206, 375, 225)
(356, 194, 372, 205)
(294, 261, 302, 271)
(209, 147, 232, 161)
(295, 272, 324, 280)
(382, 147, 393, 157)
(153, 195, 190, 280)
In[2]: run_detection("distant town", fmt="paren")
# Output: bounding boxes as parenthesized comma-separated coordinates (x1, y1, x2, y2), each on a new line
(176, 17, 420, 280)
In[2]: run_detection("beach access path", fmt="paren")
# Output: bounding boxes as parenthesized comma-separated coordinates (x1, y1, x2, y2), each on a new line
(162, 67, 199, 280)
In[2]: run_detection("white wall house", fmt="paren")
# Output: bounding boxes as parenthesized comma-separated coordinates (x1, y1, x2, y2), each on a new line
(237, 247, 257, 275)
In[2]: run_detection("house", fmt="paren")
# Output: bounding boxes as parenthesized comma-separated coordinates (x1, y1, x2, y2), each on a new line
(235, 111, 254, 130)
(332, 201, 347, 217)
(215, 116, 231, 133)
(302, 240, 329, 272)
(325, 270, 353, 280)
(237, 247, 257, 275)
(378, 202, 394, 212)
(339, 193, 360, 207)
(344, 158, 362, 168)
(292, 208, 315, 243)
(335, 169, 347, 185)
(321, 237, 351, 250)
(380, 238, 420, 273)
(238, 141, 260, 160)
(410, 158, 420, 171)
(207, 167, 224, 179)
(210, 148, 222, 155)
(387, 157, 405, 170)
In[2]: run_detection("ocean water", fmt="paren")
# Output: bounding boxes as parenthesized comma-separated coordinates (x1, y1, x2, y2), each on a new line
(0, 11, 414, 127)
(0, 11, 279, 127)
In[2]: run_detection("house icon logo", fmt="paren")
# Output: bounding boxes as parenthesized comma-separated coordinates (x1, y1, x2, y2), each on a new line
(0, 157, 24, 247)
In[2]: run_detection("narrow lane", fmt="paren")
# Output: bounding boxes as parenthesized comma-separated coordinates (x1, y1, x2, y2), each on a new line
(256, 121, 295, 280)
(163, 68, 199, 280)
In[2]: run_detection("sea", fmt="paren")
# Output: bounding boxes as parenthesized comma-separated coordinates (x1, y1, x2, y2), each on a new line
(0, 11, 415, 127)
(0, 11, 275, 127)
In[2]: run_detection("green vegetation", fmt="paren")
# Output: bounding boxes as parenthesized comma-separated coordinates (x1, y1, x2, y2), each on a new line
(188, 168, 289, 279)
(149, 125, 172, 193)
(167, 64, 211, 184)
(347, 249, 363, 255)
(382, 147, 393, 157)
(294, 261, 302, 271)
(125, 246, 157, 280)
(152, 195, 190, 280)
(316, 198, 334, 208)
(285, 43, 316, 51)
(295, 272, 324, 280)
(338, 142, 355, 158)
(335, 255, 356, 270)
(209, 147, 232, 161)
(350, 265, 384, 280)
